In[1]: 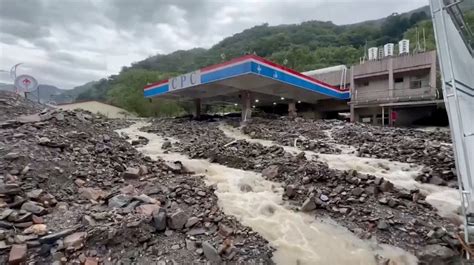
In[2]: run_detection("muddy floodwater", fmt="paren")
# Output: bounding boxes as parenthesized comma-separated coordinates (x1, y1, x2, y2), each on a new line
(219, 124, 460, 221)
(118, 123, 419, 265)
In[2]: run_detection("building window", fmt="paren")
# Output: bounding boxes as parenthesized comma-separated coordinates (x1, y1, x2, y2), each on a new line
(394, 77, 404, 83)
(410, 80, 422, 89)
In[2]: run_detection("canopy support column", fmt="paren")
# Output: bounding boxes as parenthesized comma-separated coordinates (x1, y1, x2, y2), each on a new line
(350, 104, 355, 123)
(241, 91, 252, 122)
(288, 101, 297, 118)
(194, 98, 201, 119)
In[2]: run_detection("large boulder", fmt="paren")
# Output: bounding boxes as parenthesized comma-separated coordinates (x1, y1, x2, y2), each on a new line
(301, 197, 316, 212)
(417, 244, 457, 265)
(167, 209, 188, 230)
(21, 202, 46, 215)
(202, 241, 221, 263)
(122, 167, 140, 179)
(108, 194, 132, 208)
(152, 209, 167, 232)
(78, 187, 108, 201)
(262, 165, 279, 179)
(9, 244, 27, 265)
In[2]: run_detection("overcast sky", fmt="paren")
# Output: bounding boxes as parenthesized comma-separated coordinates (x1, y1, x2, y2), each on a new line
(0, 0, 428, 89)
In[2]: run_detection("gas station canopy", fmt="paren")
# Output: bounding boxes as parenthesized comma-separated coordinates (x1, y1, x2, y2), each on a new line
(143, 55, 350, 105)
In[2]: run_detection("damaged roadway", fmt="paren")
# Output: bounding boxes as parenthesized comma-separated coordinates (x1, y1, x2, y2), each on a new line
(0, 91, 272, 264)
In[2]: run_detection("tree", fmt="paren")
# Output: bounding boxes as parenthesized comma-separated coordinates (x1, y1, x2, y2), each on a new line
(107, 70, 184, 117)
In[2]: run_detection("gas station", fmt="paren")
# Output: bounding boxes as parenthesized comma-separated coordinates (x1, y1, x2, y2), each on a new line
(143, 55, 350, 121)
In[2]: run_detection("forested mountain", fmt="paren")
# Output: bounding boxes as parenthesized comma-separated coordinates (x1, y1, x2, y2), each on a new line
(72, 5, 474, 117)
(51, 81, 98, 104)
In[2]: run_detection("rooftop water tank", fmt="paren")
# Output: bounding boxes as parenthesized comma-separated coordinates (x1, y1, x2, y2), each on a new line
(399, 39, 410, 55)
(368, 47, 378, 61)
(384, 43, 394, 57)
(378, 47, 384, 60)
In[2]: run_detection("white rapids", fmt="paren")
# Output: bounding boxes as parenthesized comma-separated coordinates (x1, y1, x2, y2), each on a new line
(219, 124, 461, 221)
(117, 122, 418, 265)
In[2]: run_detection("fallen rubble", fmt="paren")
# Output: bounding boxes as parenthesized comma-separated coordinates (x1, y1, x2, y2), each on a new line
(240, 117, 342, 154)
(0, 92, 273, 264)
(145, 117, 461, 264)
(242, 116, 455, 186)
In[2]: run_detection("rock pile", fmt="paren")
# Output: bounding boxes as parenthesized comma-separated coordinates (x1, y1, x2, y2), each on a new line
(331, 122, 455, 185)
(0, 91, 44, 122)
(146, 117, 460, 263)
(0, 92, 272, 264)
(240, 116, 455, 186)
(240, 117, 342, 154)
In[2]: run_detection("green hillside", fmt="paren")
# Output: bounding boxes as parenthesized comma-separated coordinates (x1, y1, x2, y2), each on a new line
(74, 6, 473, 117)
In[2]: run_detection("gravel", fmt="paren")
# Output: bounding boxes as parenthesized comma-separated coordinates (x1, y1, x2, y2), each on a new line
(0, 92, 273, 264)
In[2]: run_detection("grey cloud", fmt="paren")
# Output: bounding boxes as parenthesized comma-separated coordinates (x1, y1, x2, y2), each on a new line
(25, 61, 107, 88)
(48, 51, 107, 71)
(0, 18, 50, 41)
(33, 38, 58, 51)
(0, 0, 44, 24)
(102, 0, 213, 29)
(0, 32, 18, 45)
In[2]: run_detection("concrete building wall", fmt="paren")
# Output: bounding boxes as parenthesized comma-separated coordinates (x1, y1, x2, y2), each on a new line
(353, 51, 436, 77)
(352, 107, 381, 125)
(392, 51, 436, 71)
(392, 69, 436, 99)
(353, 77, 390, 101)
(353, 60, 389, 77)
(309, 71, 345, 87)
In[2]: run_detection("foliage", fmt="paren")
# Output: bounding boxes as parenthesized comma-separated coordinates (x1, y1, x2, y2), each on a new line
(53, 81, 97, 104)
(76, 78, 110, 102)
(403, 20, 436, 52)
(464, 9, 474, 34)
(107, 69, 185, 117)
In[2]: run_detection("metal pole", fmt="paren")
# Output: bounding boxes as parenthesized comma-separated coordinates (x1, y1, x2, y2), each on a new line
(432, 0, 473, 257)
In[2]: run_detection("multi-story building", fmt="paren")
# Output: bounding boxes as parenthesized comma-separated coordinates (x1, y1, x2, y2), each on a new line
(348, 50, 444, 126)
(302, 49, 445, 126)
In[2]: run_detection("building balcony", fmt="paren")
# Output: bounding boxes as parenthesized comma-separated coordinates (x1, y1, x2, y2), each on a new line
(350, 86, 439, 105)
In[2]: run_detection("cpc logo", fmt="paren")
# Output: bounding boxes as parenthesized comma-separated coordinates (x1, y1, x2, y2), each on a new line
(169, 70, 201, 91)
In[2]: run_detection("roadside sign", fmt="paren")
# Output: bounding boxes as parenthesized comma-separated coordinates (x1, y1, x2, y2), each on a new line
(15, 74, 38, 92)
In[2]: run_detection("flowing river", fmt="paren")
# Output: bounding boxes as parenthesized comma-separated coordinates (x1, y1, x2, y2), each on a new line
(117, 122, 418, 265)
(219, 124, 460, 221)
